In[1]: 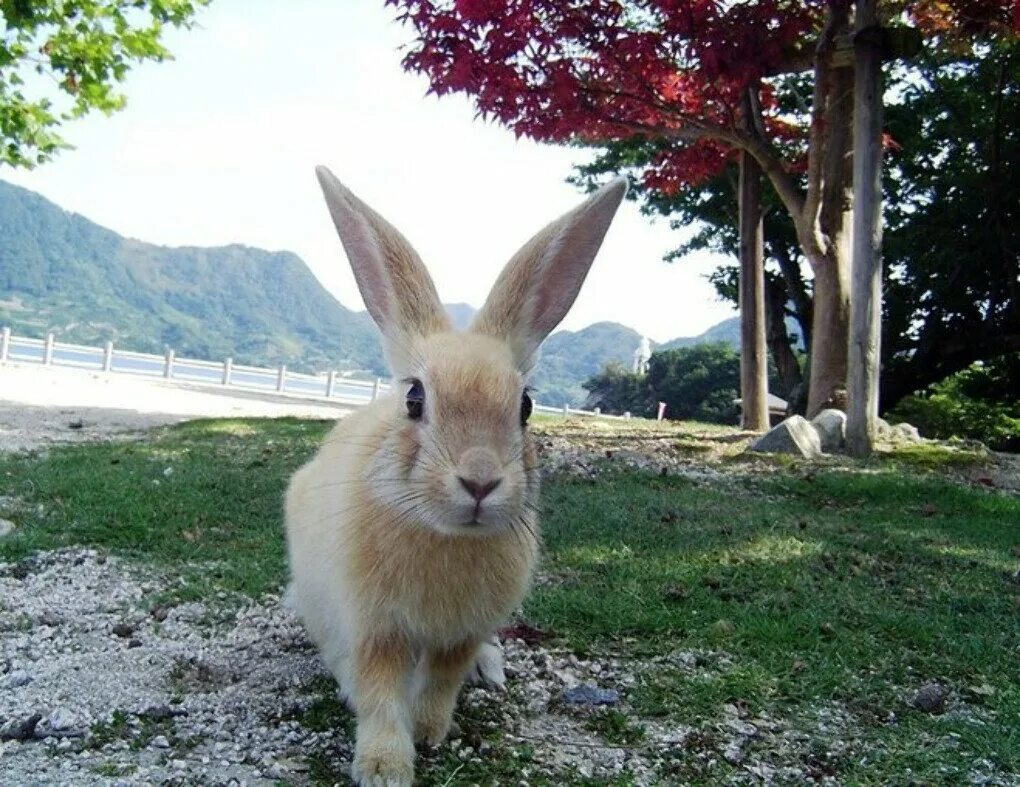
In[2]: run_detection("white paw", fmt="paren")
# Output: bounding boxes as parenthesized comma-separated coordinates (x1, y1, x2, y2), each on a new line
(352, 732, 414, 787)
(465, 639, 506, 690)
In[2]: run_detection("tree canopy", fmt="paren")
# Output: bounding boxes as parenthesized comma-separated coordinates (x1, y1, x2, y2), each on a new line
(1, 0, 208, 168)
(390, 0, 1017, 416)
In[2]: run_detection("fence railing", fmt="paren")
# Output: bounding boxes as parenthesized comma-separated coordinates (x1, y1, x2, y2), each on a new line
(0, 327, 630, 419)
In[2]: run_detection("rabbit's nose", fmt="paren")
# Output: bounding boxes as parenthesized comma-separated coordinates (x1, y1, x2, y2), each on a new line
(458, 476, 502, 502)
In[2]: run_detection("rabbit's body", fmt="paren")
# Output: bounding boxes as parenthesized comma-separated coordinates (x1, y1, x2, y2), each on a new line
(286, 168, 625, 786)
(286, 386, 539, 695)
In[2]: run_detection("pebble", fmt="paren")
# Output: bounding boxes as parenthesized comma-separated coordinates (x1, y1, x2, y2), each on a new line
(2, 670, 32, 689)
(151, 735, 170, 749)
(911, 682, 948, 714)
(0, 713, 42, 741)
(561, 684, 620, 707)
(0, 518, 15, 537)
(47, 708, 77, 732)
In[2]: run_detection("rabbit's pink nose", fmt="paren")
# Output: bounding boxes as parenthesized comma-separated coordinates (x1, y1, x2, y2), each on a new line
(458, 476, 502, 502)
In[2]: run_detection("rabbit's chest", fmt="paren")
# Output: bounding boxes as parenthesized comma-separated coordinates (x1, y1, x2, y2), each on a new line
(365, 530, 536, 641)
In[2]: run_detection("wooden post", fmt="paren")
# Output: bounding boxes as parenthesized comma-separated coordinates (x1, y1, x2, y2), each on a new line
(847, 0, 884, 457)
(43, 332, 55, 365)
(0, 327, 9, 362)
(102, 342, 114, 372)
(372, 377, 382, 401)
(562, 403, 569, 417)
(738, 90, 770, 433)
(163, 348, 175, 379)
(276, 364, 287, 392)
(222, 357, 233, 385)
(326, 370, 337, 397)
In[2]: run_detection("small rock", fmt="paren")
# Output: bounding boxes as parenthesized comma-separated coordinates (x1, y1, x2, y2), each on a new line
(111, 622, 135, 638)
(0, 713, 42, 741)
(911, 682, 947, 714)
(663, 583, 686, 602)
(561, 684, 620, 707)
(140, 705, 186, 722)
(0, 518, 15, 538)
(151, 734, 171, 749)
(47, 708, 77, 732)
(2, 669, 31, 689)
(723, 741, 745, 765)
(36, 610, 63, 627)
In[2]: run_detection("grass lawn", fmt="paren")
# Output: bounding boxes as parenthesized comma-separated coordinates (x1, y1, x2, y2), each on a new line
(1, 418, 1017, 784)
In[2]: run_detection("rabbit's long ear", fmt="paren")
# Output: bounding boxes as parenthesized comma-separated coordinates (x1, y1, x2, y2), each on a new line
(316, 166, 449, 375)
(471, 178, 627, 374)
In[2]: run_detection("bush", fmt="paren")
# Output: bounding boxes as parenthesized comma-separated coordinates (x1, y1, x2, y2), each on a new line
(646, 343, 741, 425)
(888, 357, 1020, 452)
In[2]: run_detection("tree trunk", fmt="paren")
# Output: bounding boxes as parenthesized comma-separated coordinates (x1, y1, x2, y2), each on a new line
(738, 144, 770, 432)
(846, 0, 884, 457)
(806, 251, 850, 416)
(765, 276, 803, 399)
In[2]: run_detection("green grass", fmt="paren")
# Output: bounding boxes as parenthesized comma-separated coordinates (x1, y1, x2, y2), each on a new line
(1, 418, 1018, 784)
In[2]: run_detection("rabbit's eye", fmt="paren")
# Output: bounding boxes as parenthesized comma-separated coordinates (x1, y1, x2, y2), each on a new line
(520, 391, 533, 427)
(406, 379, 425, 420)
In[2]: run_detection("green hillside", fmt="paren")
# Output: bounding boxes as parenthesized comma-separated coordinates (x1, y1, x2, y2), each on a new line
(0, 180, 385, 374)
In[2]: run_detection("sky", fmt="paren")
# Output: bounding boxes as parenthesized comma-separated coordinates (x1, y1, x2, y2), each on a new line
(4, 0, 736, 342)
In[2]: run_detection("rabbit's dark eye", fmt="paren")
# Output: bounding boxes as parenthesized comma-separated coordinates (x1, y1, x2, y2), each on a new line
(520, 391, 533, 427)
(406, 379, 425, 420)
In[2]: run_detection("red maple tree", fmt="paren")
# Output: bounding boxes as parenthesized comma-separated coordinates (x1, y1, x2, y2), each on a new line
(387, 0, 1016, 415)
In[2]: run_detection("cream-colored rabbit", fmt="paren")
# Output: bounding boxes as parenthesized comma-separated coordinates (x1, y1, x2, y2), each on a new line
(285, 167, 627, 786)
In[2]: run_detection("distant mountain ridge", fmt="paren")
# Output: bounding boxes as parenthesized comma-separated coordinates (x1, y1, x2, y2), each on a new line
(0, 179, 765, 406)
(0, 179, 384, 375)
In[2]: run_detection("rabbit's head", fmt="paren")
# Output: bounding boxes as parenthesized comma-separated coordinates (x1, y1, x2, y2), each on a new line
(317, 167, 626, 536)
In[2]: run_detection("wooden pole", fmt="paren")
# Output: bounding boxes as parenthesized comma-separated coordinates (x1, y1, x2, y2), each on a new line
(276, 364, 287, 392)
(847, 0, 884, 457)
(102, 341, 114, 372)
(738, 91, 770, 432)
(326, 370, 337, 398)
(163, 348, 175, 379)
(222, 357, 233, 385)
(43, 333, 55, 365)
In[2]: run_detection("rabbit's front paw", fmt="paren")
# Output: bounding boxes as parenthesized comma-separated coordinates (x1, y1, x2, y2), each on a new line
(352, 735, 414, 787)
(413, 704, 455, 746)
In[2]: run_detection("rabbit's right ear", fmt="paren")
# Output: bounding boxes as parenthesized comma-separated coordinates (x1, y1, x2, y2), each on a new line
(472, 178, 627, 374)
(316, 166, 449, 376)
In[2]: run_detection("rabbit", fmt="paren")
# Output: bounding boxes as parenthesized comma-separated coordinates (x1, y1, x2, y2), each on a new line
(285, 166, 627, 787)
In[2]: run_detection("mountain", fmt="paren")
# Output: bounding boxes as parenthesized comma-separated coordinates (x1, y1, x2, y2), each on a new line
(660, 317, 740, 350)
(529, 321, 644, 407)
(0, 179, 385, 375)
(660, 315, 804, 352)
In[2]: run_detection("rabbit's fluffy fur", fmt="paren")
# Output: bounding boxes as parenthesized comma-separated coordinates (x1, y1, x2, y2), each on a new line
(285, 167, 626, 786)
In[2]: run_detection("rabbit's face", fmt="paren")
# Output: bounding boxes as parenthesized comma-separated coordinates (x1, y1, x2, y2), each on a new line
(370, 332, 539, 537)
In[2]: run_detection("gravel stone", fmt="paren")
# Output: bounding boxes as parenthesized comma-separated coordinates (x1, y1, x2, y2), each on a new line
(561, 685, 620, 707)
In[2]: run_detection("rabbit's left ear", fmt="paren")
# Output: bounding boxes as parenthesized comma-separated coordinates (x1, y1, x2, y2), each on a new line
(471, 178, 627, 374)
(316, 166, 449, 376)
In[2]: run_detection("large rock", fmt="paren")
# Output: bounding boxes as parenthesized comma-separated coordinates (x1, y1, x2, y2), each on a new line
(878, 418, 922, 443)
(749, 416, 822, 459)
(811, 409, 847, 453)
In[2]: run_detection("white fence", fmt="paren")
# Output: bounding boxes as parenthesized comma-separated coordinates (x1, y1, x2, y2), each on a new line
(0, 327, 629, 419)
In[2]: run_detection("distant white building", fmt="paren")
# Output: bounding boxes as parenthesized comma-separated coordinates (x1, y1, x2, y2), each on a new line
(633, 336, 651, 374)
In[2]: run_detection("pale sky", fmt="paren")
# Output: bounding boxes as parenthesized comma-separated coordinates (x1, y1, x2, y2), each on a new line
(4, 0, 735, 342)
